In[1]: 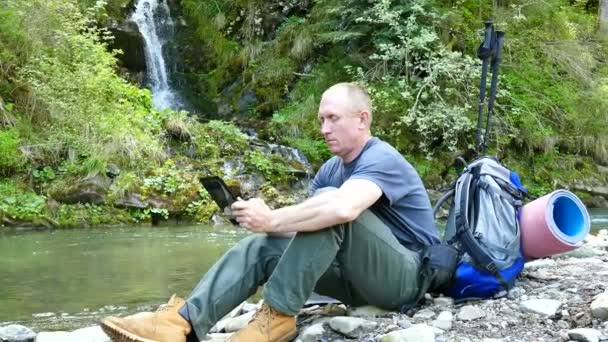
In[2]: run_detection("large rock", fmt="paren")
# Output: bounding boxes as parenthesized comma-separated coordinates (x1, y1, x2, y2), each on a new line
(107, 19, 146, 72)
(113, 192, 147, 209)
(0, 324, 36, 342)
(53, 174, 111, 205)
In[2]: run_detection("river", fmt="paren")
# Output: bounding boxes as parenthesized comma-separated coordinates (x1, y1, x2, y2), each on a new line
(1, 209, 608, 331)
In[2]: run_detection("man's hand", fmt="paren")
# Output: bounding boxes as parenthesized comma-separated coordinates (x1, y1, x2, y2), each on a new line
(231, 197, 275, 233)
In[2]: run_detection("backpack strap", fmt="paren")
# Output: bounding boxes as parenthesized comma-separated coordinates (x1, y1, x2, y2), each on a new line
(452, 168, 512, 290)
(433, 188, 455, 219)
(399, 244, 459, 313)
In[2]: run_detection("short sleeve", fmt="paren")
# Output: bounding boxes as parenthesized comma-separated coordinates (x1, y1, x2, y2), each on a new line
(348, 152, 412, 205)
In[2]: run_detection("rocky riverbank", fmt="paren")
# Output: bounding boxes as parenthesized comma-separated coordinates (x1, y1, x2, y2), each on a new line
(3, 231, 608, 342)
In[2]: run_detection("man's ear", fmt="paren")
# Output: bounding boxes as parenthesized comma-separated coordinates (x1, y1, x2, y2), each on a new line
(359, 111, 370, 128)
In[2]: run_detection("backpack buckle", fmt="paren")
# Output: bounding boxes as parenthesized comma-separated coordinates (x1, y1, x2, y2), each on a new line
(485, 262, 498, 273)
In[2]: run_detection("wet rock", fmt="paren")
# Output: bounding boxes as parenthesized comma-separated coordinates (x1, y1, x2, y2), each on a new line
(0, 324, 36, 342)
(105, 164, 121, 179)
(590, 292, 608, 320)
(328, 316, 377, 338)
(53, 174, 111, 205)
(113, 192, 147, 209)
(456, 305, 486, 321)
(107, 19, 146, 72)
(378, 323, 435, 342)
(520, 299, 561, 317)
(568, 328, 602, 342)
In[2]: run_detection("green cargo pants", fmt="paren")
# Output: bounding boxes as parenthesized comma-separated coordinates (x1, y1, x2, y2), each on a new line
(182, 206, 422, 339)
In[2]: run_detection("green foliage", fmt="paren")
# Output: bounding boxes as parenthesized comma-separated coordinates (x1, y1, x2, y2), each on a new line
(0, 128, 24, 175)
(347, 0, 480, 154)
(0, 181, 47, 222)
(245, 150, 293, 184)
(142, 159, 192, 195)
(205, 120, 249, 156)
(185, 188, 219, 222)
(2, 0, 165, 173)
(283, 137, 331, 166)
(32, 166, 56, 182)
(55, 203, 132, 227)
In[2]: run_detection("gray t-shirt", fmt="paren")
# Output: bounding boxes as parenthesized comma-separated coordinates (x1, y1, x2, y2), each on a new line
(310, 137, 440, 250)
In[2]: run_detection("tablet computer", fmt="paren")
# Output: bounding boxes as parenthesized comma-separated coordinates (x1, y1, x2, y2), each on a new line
(200, 176, 239, 225)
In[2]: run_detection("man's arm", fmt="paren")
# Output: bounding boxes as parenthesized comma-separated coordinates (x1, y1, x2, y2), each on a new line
(231, 179, 383, 234)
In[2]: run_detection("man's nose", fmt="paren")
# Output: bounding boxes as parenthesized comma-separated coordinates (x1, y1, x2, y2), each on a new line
(321, 121, 331, 135)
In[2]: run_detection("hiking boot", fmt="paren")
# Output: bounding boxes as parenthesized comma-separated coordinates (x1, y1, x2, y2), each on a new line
(228, 303, 297, 342)
(101, 294, 191, 342)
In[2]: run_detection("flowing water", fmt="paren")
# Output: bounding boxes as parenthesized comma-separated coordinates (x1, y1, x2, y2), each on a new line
(130, 0, 182, 110)
(0, 224, 248, 331)
(1, 211, 608, 331)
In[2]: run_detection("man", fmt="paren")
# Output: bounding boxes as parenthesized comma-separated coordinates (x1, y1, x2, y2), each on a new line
(101, 82, 440, 342)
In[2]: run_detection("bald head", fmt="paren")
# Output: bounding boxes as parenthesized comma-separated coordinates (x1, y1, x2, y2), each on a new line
(321, 83, 373, 126)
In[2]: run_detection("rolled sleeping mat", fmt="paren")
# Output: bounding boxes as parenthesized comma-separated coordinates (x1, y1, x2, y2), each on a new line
(519, 189, 590, 260)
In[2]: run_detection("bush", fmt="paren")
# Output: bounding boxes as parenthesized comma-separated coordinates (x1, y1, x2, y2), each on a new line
(0, 181, 47, 222)
(0, 128, 24, 175)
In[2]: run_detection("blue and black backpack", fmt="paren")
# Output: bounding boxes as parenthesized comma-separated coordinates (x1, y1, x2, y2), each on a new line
(433, 156, 527, 300)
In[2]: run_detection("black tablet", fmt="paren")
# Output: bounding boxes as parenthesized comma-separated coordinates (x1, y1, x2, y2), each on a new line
(200, 176, 239, 225)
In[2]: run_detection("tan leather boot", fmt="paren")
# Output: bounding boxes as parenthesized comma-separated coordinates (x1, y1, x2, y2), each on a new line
(229, 303, 297, 342)
(101, 294, 191, 342)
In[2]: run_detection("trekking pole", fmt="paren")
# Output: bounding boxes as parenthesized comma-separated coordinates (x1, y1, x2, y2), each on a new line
(475, 22, 494, 154)
(482, 30, 505, 155)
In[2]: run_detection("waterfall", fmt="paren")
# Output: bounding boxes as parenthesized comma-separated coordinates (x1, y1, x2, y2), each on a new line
(130, 0, 182, 110)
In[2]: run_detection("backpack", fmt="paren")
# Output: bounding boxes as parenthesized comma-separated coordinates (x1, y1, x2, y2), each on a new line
(433, 156, 527, 300)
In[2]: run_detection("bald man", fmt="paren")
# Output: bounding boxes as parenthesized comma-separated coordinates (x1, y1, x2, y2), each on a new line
(101, 83, 440, 342)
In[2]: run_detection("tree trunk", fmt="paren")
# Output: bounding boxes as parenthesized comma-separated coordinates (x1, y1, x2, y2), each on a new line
(601, 0, 608, 38)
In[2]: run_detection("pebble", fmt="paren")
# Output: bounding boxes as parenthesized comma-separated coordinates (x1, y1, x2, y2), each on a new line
(456, 305, 486, 321)
(413, 309, 435, 320)
(520, 299, 561, 317)
(378, 324, 435, 342)
(328, 316, 377, 338)
(0, 324, 36, 342)
(567, 328, 602, 342)
(590, 292, 608, 320)
(431, 311, 453, 331)
(296, 322, 325, 342)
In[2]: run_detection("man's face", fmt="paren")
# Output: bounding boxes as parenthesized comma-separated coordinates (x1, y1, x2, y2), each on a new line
(317, 91, 365, 158)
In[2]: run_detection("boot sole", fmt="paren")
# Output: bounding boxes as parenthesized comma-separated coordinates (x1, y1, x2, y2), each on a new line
(100, 319, 158, 342)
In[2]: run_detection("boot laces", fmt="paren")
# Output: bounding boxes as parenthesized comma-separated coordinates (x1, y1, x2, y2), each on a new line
(250, 304, 273, 336)
(157, 303, 175, 312)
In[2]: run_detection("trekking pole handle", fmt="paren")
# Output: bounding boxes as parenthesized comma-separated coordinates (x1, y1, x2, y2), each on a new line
(482, 21, 493, 50)
(494, 31, 505, 62)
